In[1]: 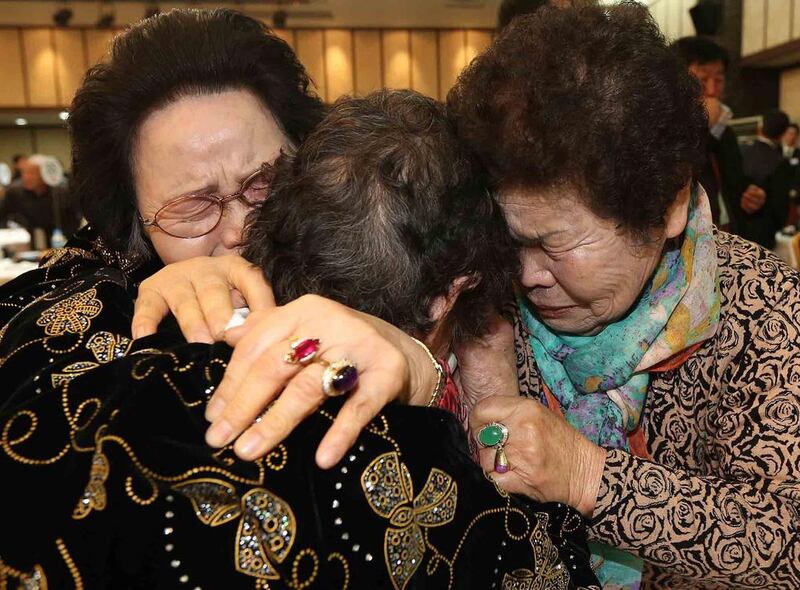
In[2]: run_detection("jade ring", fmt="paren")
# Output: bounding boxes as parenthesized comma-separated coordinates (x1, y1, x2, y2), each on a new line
(477, 422, 509, 448)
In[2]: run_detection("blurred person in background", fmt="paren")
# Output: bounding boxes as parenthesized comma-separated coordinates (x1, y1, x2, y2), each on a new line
(780, 122, 800, 224)
(0, 154, 81, 248)
(10, 154, 27, 184)
(781, 122, 799, 159)
(671, 36, 767, 234)
(739, 109, 794, 247)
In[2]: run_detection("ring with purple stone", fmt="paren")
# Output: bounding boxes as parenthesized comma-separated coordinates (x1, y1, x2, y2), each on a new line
(494, 445, 510, 474)
(321, 359, 359, 397)
(284, 337, 321, 365)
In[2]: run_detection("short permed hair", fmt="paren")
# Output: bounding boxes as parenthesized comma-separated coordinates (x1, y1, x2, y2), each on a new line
(671, 35, 730, 70)
(69, 8, 325, 257)
(243, 89, 517, 342)
(448, 2, 707, 238)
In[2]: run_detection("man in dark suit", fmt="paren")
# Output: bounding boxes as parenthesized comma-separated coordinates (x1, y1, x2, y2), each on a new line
(671, 37, 766, 234)
(0, 154, 82, 248)
(739, 110, 794, 248)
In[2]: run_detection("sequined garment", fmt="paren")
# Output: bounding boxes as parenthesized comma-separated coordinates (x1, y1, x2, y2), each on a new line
(0, 229, 600, 589)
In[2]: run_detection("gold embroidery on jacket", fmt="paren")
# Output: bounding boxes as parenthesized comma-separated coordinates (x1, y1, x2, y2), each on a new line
(51, 332, 132, 387)
(361, 451, 457, 590)
(36, 289, 102, 336)
(0, 558, 48, 590)
(72, 446, 110, 519)
(174, 478, 299, 582)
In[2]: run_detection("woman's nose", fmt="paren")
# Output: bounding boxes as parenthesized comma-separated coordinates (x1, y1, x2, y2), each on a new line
(519, 250, 557, 289)
(215, 200, 249, 253)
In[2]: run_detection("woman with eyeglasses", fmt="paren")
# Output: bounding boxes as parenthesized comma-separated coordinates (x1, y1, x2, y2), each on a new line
(0, 7, 445, 480)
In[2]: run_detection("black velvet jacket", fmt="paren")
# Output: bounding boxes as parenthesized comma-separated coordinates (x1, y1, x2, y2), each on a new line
(0, 229, 600, 589)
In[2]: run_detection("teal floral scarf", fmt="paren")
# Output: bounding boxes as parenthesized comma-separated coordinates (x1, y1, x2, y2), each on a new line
(518, 186, 721, 589)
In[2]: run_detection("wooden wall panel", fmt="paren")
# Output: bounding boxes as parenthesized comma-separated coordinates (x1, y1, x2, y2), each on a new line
(84, 29, 115, 65)
(767, 0, 792, 48)
(0, 29, 26, 106)
(22, 29, 57, 106)
(781, 66, 800, 120)
(0, 26, 495, 106)
(465, 30, 491, 66)
(410, 31, 438, 99)
(296, 30, 327, 101)
(325, 30, 354, 100)
(272, 28, 295, 50)
(353, 30, 382, 96)
(438, 30, 466, 101)
(53, 29, 86, 106)
(793, 0, 800, 40)
(742, 0, 767, 56)
(382, 30, 411, 89)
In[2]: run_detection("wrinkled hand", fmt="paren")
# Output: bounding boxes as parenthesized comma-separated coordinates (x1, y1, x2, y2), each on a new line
(204, 295, 438, 468)
(454, 313, 519, 412)
(132, 255, 275, 343)
(470, 395, 606, 518)
(741, 184, 766, 214)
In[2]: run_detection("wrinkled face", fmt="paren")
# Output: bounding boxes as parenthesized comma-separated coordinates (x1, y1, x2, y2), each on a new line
(783, 126, 798, 147)
(20, 160, 46, 194)
(688, 60, 725, 99)
(498, 186, 668, 336)
(133, 89, 290, 265)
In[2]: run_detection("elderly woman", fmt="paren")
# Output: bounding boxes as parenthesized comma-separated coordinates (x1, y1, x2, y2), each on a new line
(0, 90, 598, 589)
(0, 8, 443, 472)
(170, 4, 799, 590)
(451, 4, 799, 588)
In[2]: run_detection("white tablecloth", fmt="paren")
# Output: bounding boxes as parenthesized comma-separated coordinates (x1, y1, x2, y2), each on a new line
(0, 228, 31, 249)
(0, 258, 38, 285)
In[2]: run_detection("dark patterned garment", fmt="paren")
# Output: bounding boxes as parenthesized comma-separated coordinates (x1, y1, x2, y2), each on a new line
(516, 231, 800, 590)
(0, 230, 600, 589)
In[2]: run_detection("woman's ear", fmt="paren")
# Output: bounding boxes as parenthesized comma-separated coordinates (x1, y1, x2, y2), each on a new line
(429, 274, 480, 323)
(664, 181, 692, 239)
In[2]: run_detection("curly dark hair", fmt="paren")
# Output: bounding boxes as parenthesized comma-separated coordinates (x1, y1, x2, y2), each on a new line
(69, 8, 325, 257)
(448, 1, 707, 238)
(243, 89, 517, 342)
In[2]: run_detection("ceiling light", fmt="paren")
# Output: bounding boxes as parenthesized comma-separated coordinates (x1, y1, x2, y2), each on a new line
(96, 13, 115, 28)
(53, 8, 73, 27)
(59, 111, 69, 121)
(272, 10, 288, 29)
(15, 118, 28, 126)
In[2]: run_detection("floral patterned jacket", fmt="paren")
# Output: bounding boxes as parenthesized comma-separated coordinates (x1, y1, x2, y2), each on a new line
(516, 231, 800, 589)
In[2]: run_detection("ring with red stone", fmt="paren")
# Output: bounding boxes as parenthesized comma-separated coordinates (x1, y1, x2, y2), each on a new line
(321, 359, 359, 397)
(284, 337, 321, 365)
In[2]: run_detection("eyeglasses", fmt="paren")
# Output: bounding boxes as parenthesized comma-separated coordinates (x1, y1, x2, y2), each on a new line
(140, 162, 276, 239)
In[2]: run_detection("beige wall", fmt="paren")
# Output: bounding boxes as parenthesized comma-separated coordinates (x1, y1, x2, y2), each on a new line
(0, 127, 70, 172)
(741, 0, 800, 57)
(781, 67, 800, 121)
(644, 0, 696, 41)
